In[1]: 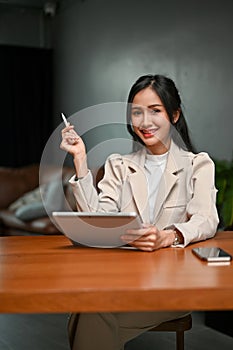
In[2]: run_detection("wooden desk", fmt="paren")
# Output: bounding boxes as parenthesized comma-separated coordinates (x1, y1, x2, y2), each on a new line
(0, 231, 233, 314)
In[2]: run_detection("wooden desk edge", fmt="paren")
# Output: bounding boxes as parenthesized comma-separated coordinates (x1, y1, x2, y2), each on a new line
(0, 231, 233, 313)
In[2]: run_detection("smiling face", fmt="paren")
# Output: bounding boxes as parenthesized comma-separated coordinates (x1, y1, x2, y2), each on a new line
(131, 87, 177, 154)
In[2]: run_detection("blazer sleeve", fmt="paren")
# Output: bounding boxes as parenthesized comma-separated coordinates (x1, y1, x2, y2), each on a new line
(69, 154, 125, 212)
(174, 153, 219, 246)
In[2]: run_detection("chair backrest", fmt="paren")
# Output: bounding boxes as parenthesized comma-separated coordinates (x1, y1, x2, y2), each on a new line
(95, 164, 105, 191)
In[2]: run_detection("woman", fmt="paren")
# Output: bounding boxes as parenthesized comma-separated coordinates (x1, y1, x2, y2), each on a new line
(60, 74, 219, 349)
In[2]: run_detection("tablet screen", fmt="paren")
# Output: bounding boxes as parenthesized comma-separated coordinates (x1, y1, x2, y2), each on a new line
(52, 211, 142, 248)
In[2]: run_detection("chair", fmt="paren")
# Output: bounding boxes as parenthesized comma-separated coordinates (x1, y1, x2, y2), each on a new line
(68, 313, 192, 350)
(148, 314, 192, 350)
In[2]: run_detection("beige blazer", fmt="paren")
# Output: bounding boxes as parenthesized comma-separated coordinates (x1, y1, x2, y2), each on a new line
(70, 141, 219, 246)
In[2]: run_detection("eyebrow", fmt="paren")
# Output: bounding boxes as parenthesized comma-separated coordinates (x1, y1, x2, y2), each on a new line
(148, 104, 163, 108)
(131, 104, 163, 109)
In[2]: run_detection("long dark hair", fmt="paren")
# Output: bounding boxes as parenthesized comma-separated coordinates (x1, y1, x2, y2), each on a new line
(127, 74, 195, 152)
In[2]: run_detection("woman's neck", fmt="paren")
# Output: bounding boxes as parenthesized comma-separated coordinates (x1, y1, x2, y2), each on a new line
(146, 138, 171, 155)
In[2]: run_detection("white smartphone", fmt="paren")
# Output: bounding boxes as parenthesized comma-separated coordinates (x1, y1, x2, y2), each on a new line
(192, 247, 232, 262)
(61, 112, 69, 127)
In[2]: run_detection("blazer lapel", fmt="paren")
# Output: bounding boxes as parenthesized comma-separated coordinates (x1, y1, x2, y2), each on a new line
(128, 172, 150, 223)
(126, 149, 150, 223)
(152, 141, 186, 223)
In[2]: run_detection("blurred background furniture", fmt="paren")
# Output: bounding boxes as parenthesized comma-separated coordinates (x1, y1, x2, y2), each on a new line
(0, 164, 75, 236)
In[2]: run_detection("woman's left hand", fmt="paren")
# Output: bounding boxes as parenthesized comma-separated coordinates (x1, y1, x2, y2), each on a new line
(121, 224, 175, 252)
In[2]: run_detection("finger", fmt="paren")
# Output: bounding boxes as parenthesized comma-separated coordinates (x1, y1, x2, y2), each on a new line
(60, 136, 79, 150)
(138, 246, 156, 252)
(122, 232, 157, 242)
(69, 131, 80, 141)
(121, 234, 143, 243)
(61, 124, 74, 133)
(142, 223, 158, 231)
(124, 229, 156, 240)
(129, 241, 156, 251)
(121, 231, 151, 243)
(63, 131, 80, 141)
(70, 138, 79, 145)
(65, 137, 79, 145)
(126, 227, 152, 235)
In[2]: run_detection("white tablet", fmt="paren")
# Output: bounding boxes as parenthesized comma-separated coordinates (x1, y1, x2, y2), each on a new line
(52, 211, 142, 248)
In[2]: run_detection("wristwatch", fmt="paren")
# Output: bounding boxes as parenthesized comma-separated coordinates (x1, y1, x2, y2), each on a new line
(172, 229, 184, 246)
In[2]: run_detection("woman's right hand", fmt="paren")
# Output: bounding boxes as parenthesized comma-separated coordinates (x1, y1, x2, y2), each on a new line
(60, 124, 88, 178)
(60, 124, 86, 158)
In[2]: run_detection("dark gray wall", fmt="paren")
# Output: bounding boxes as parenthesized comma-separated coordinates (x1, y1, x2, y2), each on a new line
(1, 0, 232, 164)
(0, 5, 51, 48)
(52, 0, 233, 163)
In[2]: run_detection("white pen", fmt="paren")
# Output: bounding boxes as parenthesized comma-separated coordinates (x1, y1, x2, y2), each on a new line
(61, 112, 69, 127)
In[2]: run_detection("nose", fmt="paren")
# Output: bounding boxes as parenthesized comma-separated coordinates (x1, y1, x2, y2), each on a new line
(141, 108, 153, 128)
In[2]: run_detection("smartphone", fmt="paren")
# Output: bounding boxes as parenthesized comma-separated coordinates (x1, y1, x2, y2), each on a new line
(192, 247, 232, 262)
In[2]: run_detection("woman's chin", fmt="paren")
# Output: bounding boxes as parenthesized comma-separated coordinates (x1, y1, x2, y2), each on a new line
(141, 135, 161, 146)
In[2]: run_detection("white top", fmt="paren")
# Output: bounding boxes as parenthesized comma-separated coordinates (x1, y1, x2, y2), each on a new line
(144, 152, 168, 223)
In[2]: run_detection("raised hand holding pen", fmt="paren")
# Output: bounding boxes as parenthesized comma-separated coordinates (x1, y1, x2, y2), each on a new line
(60, 113, 80, 150)
(60, 113, 88, 178)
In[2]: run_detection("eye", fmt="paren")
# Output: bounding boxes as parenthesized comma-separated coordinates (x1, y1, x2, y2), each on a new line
(150, 108, 161, 114)
(131, 109, 142, 116)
